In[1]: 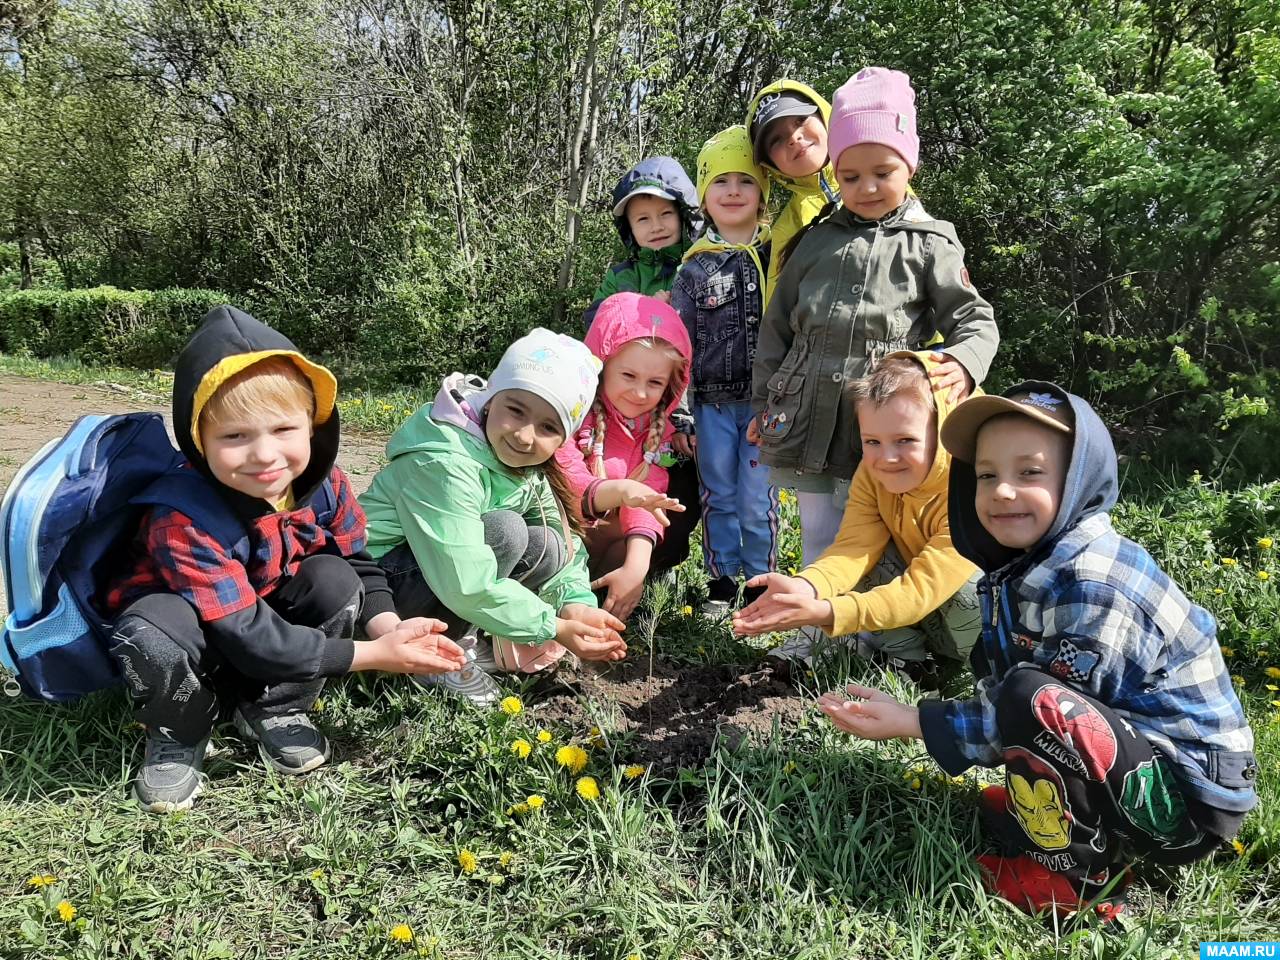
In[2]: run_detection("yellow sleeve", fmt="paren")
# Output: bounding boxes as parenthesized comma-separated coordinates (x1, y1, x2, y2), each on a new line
(825, 526, 978, 635)
(800, 466, 889, 601)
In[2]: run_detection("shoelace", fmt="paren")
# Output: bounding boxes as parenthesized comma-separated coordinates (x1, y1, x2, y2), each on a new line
(149, 738, 196, 768)
(257, 714, 314, 739)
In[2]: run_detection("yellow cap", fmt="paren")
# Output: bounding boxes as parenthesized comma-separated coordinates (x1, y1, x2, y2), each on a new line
(696, 125, 770, 208)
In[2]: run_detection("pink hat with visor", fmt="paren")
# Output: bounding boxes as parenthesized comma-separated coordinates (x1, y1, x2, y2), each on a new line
(827, 67, 920, 173)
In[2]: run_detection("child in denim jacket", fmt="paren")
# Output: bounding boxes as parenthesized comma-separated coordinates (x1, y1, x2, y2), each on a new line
(672, 126, 779, 616)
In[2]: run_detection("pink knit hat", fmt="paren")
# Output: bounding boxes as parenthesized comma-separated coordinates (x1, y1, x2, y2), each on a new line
(828, 67, 919, 173)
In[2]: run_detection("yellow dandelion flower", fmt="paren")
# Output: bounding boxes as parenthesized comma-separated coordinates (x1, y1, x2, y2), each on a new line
(458, 849, 478, 874)
(499, 696, 523, 716)
(1259, 537, 1273, 550)
(313, 697, 326, 712)
(1214, 588, 1225, 595)
(536, 729, 552, 743)
(507, 802, 530, 816)
(1267, 684, 1279, 692)
(588, 726, 605, 746)
(1265, 667, 1280, 679)
(56, 900, 76, 922)
(310, 868, 325, 881)
(623, 764, 645, 779)
(27, 874, 57, 888)
(389, 923, 414, 943)
(1221, 646, 1234, 657)
(526, 794, 545, 810)
(782, 760, 797, 775)
(787, 566, 797, 576)
(1232, 838, 1246, 857)
(909, 777, 923, 790)
(1221, 557, 1237, 567)
(1231, 674, 1245, 686)
(1259, 571, 1271, 581)
(1270, 700, 1280, 709)
(555, 745, 589, 774)
(498, 851, 515, 869)
(681, 605, 693, 616)
(511, 738, 532, 759)
(576, 776, 601, 800)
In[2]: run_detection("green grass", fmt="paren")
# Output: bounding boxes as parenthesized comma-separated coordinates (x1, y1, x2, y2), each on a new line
(1, 363, 1279, 957)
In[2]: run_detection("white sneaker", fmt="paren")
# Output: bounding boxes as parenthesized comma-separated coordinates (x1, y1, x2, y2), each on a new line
(413, 642, 502, 707)
(700, 599, 732, 621)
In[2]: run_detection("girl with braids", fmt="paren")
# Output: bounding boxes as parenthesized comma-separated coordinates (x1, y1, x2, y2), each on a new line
(555, 292, 695, 620)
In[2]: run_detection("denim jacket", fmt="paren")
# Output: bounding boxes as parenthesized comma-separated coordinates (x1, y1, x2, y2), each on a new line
(671, 229, 771, 405)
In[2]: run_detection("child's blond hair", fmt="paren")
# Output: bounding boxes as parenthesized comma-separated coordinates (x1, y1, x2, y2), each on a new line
(590, 337, 687, 483)
(846, 355, 934, 413)
(201, 357, 316, 432)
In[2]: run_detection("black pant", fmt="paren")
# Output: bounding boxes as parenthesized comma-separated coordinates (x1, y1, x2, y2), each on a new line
(377, 510, 566, 636)
(655, 457, 701, 574)
(110, 554, 362, 744)
(988, 669, 1240, 881)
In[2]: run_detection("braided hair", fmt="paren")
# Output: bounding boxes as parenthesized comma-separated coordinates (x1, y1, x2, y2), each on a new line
(587, 337, 686, 483)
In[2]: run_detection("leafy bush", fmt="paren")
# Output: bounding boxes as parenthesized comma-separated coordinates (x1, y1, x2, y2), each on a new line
(0, 287, 232, 367)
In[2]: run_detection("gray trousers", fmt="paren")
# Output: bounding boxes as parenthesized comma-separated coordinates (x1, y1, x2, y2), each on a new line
(854, 541, 981, 664)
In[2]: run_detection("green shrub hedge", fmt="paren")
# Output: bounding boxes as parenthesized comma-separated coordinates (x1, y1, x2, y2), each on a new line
(0, 287, 233, 367)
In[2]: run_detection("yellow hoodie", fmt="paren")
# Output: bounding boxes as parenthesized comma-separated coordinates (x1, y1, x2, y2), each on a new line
(743, 80, 839, 301)
(800, 352, 979, 635)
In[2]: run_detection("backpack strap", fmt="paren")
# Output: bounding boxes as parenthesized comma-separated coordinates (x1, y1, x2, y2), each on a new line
(132, 469, 251, 564)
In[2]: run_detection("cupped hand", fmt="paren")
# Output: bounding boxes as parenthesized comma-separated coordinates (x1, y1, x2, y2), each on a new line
(555, 604, 628, 662)
(816, 684, 921, 741)
(590, 565, 647, 621)
(731, 573, 829, 635)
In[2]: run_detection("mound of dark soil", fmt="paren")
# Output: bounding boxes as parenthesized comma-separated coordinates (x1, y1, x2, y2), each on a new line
(529, 657, 806, 770)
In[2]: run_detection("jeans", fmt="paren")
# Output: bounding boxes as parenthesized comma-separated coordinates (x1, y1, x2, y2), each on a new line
(693, 400, 779, 579)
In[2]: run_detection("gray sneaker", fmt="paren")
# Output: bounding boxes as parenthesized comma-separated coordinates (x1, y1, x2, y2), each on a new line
(413, 659, 502, 707)
(133, 730, 210, 814)
(234, 710, 329, 775)
(765, 624, 824, 667)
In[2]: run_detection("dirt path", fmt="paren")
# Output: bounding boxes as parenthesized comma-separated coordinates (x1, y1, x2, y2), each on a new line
(0, 373, 389, 612)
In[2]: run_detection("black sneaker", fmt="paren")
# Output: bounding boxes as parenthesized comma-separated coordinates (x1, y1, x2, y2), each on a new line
(234, 710, 330, 775)
(700, 575, 738, 620)
(133, 730, 210, 813)
(741, 583, 767, 609)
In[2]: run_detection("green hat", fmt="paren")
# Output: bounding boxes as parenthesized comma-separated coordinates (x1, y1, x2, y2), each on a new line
(696, 126, 770, 207)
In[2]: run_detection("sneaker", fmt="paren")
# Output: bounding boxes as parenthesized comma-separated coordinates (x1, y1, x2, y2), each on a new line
(133, 730, 210, 813)
(975, 854, 1129, 923)
(700, 575, 738, 620)
(740, 583, 767, 609)
(765, 624, 823, 668)
(235, 710, 329, 775)
(413, 659, 502, 707)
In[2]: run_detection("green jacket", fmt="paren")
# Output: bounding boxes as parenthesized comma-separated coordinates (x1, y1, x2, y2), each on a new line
(744, 80, 840, 303)
(583, 241, 688, 330)
(358, 375, 597, 645)
(752, 200, 999, 481)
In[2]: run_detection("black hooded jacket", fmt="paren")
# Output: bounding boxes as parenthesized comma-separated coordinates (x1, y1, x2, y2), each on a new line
(112, 306, 394, 681)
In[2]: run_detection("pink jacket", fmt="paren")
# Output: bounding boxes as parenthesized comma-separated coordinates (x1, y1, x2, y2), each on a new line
(555, 292, 693, 542)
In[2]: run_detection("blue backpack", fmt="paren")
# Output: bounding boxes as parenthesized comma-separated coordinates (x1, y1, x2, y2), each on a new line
(0, 414, 241, 702)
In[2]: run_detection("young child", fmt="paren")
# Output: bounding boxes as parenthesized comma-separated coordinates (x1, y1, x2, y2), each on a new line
(735, 352, 979, 682)
(556, 293, 694, 621)
(744, 79, 840, 298)
(359, 328, 628, 706)
(753, 67, 999, 575)
(583, 156, 702, 329)
(818, 383, 1257, 922)
(106, 306, 467, 813)
(671, 125, 779, 617)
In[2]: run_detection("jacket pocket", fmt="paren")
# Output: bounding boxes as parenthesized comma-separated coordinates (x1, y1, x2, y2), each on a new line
(1208, 749, 1260, 789)
(695, 275, 740, 342)
(761, 342, 809, 442)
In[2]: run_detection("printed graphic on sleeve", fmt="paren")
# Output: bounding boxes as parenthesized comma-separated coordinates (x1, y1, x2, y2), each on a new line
(1031, 682, 1117, 781)
(1047, 638, 1100, 684)
(1119, 756, 1202, 848)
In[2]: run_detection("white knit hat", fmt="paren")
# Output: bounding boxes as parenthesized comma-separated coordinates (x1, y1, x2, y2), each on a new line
(478, 328, 601, 438)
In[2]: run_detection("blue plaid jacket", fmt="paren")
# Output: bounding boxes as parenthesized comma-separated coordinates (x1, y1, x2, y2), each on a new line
(919, 512, 1257, 814)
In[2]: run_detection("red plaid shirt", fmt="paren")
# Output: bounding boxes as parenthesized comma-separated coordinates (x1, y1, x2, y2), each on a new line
(106, 467, 367, 620)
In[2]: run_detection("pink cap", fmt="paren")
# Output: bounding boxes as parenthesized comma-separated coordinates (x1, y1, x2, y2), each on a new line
(828, 67, 919, 173)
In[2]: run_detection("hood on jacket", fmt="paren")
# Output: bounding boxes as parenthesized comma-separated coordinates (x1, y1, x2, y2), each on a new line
(744, 79, 839, 201)
(174, 304, 339, 507)
(609, 157, 703, 252)
(585, 292, 692, 423)
(945, 381, 1119, 572)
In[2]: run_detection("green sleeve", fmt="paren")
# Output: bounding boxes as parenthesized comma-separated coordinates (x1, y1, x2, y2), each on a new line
(388, 452, 558, 644)
(927, 235, 1000, 387)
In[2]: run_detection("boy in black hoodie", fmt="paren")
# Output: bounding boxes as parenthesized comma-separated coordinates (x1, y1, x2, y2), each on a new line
(817, 383, 1255, 923)
(106, 306, 466, 813)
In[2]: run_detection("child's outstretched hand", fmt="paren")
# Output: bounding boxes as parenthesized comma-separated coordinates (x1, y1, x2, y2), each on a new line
(817, 684, 922, 742)
(591, 563, 647, 621)
(929, 351, 975, 404)
(732, 573, 833, 635)
(556, 604, 628, 662)
(617, 480, 685, 527)
(351, 617, 468, 675)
